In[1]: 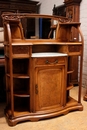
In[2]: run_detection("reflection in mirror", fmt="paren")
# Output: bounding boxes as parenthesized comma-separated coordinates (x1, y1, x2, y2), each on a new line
(21, 17, 58, 39)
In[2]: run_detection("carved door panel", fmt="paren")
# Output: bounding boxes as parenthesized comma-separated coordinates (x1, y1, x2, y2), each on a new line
(34, 65, 66, 112)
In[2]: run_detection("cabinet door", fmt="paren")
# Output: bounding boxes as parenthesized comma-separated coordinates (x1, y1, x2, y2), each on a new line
(34, 65, 66, 112)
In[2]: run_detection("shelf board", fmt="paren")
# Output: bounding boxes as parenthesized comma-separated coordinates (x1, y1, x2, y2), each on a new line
(67, 70, 74, 74)
(66, 96, 79, 106)
(14, 91, 30, 97)
(13, 74, 30, 78)
(67, 83, 74, 90)
(6, 74, 30, 78)
(5, 53, 36, 59)
(12, 54, 30, 59)
(6, 108, 30, 117)
(59, 22, 81, 26)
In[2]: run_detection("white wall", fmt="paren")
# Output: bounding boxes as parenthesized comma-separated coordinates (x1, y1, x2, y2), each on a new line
(32, 0, 64, 14)
(39, 0, 64, 14)
(80, 0, 87, 87)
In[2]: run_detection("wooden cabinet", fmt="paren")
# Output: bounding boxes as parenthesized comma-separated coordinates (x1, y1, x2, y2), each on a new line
(32, 56, 67, 112)
(2, 13, 84, 126)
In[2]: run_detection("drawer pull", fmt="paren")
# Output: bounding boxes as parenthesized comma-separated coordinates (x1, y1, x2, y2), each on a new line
(45, 60, 58, 64)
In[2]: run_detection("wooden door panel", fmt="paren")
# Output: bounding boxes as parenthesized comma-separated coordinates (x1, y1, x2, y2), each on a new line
(35, 66, 65, 111)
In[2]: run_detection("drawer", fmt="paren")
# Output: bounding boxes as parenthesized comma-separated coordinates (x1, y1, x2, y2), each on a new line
(58, 45, 82, 56)
(34, 57, 66, 66)
(12, 46, 29, 55)
(68, 45, 81, 53)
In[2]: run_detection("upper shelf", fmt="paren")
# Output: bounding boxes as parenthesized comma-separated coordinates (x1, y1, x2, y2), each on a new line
(31, 52, 67, 58)
(1, 13, 84, 46)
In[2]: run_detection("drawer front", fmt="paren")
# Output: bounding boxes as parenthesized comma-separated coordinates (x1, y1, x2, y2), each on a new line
(58, 45, 82, 56)
(12, 46, 29, 55)
(34, 57, 66, 66)
(68, 45, 81, 53)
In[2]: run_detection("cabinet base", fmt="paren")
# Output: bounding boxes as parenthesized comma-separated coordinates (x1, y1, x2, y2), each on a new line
(5, 103, 83, 126)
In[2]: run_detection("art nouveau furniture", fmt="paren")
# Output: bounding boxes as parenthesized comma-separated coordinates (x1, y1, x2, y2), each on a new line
(2, 13, 84, 126)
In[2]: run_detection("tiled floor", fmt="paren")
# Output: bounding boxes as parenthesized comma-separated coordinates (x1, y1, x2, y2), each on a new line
(0, 87, 87, 130)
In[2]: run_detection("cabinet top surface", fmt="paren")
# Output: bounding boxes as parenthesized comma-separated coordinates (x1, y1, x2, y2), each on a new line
(10, 40, 82, 46)
(31, 52, 68, 57)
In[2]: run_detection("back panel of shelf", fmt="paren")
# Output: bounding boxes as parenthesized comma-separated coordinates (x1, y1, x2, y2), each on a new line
(13, 59, 29, 75)
(13, 78, 30, 95)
